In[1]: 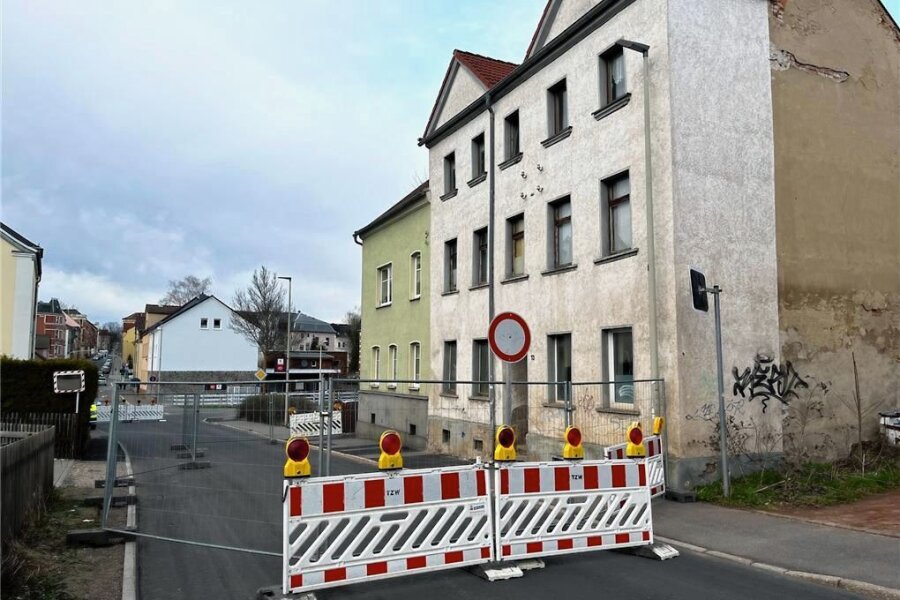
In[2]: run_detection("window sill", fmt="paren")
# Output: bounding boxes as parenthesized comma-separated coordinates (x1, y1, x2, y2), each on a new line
(594, 248, 639, 265)
(541, 263, 578, 277)
(376, 302, 392, 310)
(409, 384, 420, 392)
(541, 126, 573, 148)
(541, 402, 568, 410)
(440, 189, 458, 202)
(500, 273, 529, 285)
(409, 295, 421, 302)
(387, 383, 397, 390)
(469, 282, 489, 291)
(498, 153, 523, 171)
(595, 406, 640, 416)
(369, 383, 380, 389)
(470, 394, 490, 402)
(467, 173, 487, 188)
(440, 392, 459, 399)
(592, 93, 631, 121)
(441, 289, 459, 297)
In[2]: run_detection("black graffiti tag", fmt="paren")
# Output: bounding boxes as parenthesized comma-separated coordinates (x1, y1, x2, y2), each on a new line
(732, 355, 808, 412)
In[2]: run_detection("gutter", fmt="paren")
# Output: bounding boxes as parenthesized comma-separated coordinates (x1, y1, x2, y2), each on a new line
(487, 93, 497, 437)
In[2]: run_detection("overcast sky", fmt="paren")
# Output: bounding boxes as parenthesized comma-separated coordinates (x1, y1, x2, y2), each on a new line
(3, 1, 898, 326)
(2, 0, 545, 324)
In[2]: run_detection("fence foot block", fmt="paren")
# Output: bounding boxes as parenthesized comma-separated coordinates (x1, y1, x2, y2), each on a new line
(94, 477, 135, 489)
(255, 585, 317, 600)
(176, 450, 206, 459)
(617, 542, 680, 561)
(178, 461, 212, 470)
(665, 490, 696, 503)
(515, 558, 545, 571)
(468, 563, 524, 582)
(66, 528, 134, 547)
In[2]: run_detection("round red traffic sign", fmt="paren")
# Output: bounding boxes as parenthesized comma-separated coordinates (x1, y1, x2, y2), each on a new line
(488, 312, 531, 363)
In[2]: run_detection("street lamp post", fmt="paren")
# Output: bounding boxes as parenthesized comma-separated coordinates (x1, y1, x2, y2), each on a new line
(278, 276, 292, 428)
(617, 38, 659, 385)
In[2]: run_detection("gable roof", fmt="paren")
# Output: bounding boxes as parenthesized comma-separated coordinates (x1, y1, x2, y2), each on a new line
(422, 49, 519, 138)
(145, 304, 180, 315)
(1, 222, 43, 277)
(525, 0, 556, 59)
(353, 180, 429, 241)
(142, 294, 213, 335)
(290, 312, 336, 335)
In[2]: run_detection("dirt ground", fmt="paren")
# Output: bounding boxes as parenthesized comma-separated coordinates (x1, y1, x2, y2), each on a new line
(764, 488, 900, 537)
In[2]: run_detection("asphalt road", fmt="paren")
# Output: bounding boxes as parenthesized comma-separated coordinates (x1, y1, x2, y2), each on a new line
(113, 413, 863, 600)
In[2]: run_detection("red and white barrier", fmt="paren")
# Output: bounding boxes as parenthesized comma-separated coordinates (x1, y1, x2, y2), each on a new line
(494, 460, 652, 561)
(282, 464, 493, 595)
(605, 435, 666, 498)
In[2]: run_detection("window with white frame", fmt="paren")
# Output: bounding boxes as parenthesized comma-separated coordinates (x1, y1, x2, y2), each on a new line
(604, 328, 634, 404)
(473, 227, 488, 286)
(603, 172, 632, 255)
(371, 346, 381, 381)
(409, 342, 421, 386)
(472, 339, 490, 397)
(600, 46, 627, 107)
(389, 345, 398, 383)
(377, 263, 392, 306)
(549, 198, 573, 268)
(547, 333, 572, 402)
(410, 252, 422, 299)
(200, 318, 209, 329)
(442, 341, 457, 394)
(444, 239, 458, 292)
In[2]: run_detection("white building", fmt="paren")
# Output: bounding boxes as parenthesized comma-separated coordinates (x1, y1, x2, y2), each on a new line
(144, 295, 258, 383)
(422, 0, 780, 492)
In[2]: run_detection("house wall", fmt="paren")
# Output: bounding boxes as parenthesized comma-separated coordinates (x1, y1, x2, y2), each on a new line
(770, 0, 900, 456)
(154, 299, 258, 372)
(121, 325, 137, 365)
(0, 237, 38, 359)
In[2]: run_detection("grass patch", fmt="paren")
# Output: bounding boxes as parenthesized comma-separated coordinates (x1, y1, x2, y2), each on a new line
(696, 459, 900, 508)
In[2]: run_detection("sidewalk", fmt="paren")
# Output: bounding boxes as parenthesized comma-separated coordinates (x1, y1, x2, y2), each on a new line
(654, 499, 900, 594)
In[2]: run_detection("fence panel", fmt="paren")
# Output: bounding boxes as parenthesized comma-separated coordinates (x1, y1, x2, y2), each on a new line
(605, 435, 666, 498)
(1, 413, 78, 458)
(0, 426, 55, 546)
(571, 380, 663, 450)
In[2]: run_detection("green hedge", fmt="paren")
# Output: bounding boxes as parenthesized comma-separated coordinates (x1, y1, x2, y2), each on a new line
(0, 357, 98, 458)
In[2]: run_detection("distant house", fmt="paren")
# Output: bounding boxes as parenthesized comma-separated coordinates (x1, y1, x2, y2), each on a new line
(141, 295, 258, 388)
(264, 312, 347, 390)
(63, 309, 98, 357)
(133, 304, 179, 383)
(35, 299, 79, 359)
(121, 311, 143, 366)
(0, 222, 42, 359)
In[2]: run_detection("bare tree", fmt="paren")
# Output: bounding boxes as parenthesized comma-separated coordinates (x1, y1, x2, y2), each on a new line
(160, 275, 212, 306)
(344, 308, 361, 375)
(231, 266, 285, 364)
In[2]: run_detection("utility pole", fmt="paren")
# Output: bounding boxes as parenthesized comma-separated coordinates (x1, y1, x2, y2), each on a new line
(278, 276, 292, 427)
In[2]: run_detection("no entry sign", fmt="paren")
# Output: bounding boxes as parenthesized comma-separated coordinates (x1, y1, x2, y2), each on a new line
(488, 312, 530, 363)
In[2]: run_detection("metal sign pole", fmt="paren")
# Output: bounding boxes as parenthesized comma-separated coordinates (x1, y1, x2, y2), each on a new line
(102, 384, 120, 527)
(75, 391, 80, 414)
(503, 362, 512, 426)
(318, 374, 325, 475)
(711, 286, 730, 497)
(326, 381, 334, 476)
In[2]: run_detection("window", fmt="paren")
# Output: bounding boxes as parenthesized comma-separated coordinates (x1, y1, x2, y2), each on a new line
(443, 429, 451, 443)
(377, 263, 392, 306)
(389, 344, 398, 381)
(444, 239, 458, 292)
(200, 318, 208, 329)
(547, 79, 568, 137)
(548, 333, 572, 402)
(471, 133, 485, 179)
(473, 227, 488, 286)
(409, 423, 417, 436)
(604, 328, 634, 404)
(549, 198, 573, 268)
(372, 346, 381, 380)
(410, 252, 422, 299)
(409, 342, 421, 385)
(504, 110, 520, 160)
(507, 214, 525, 277)
(213, 318, 222, 330)
(443, 152, 457, 196)
(601, 46, 627, 106)
(604, 173, 632, 254)
(442, 341, 457, 394)
(472, 339, 490, 397)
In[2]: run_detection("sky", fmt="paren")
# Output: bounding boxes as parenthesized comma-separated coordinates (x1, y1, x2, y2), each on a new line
(2, 0, 546, 324)
(3, 1, 898, 326)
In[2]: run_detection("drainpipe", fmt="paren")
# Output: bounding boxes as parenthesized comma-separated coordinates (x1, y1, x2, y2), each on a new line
(486, 93, 497, 439)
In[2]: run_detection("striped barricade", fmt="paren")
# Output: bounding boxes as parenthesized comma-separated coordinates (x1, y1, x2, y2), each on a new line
(96, 404, 164, 422)
(494, 460, 652, 561)
(605, 435, 665, 498)
(283, 464, 493, 595)
(289, 411, 342, 437)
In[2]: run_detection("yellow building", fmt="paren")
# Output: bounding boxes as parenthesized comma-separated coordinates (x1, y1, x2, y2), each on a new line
(1, 223, 42, 359)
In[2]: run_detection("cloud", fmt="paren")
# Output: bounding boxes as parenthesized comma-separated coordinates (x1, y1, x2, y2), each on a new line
(40, 266, 163, 321)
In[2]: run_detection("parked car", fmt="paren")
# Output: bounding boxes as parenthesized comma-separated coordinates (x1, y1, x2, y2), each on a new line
(99, 376, 107, 386)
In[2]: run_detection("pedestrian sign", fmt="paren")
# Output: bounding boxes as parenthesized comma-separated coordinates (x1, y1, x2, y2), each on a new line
(255, 369, 267, 381)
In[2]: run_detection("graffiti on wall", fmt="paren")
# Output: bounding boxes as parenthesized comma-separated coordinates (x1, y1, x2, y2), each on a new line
(732, 354, 808, 412)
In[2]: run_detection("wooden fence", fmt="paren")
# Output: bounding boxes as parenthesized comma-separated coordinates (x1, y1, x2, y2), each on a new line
(0, 426, 55, 547)
(1, 413, 79, 458)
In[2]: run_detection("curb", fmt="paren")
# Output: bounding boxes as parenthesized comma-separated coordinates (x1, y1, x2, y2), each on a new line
(119, 441, 137, 600)
(655, 535, 900, 600)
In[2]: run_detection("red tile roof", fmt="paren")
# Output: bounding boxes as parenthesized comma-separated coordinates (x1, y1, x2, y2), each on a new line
(453, 50, 518, 89)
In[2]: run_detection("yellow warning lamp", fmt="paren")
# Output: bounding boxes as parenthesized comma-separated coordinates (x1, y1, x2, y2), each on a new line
(562, 426, 584, 460)
(625, 422, 646, 458)
(494, 425, 517, 462)
(653, 416, 665, 436)
(378, 430, 404, 470)
(284, 437, 311, 478)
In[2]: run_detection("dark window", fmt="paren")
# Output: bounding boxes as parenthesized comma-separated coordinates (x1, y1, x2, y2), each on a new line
(472, 339, 490, 396)
(604, 173, 632, 254)
(549, 198, 573, 268)
(409, 423, 417, 436)
(548, 79, 568, 137)
(548, 333, 572, 402)
(444, 239, 458, 292)
(471, 133, 485, 178)
(213, 318, 222, 329)
(371, 413, 376, 424)
(442, 429, 451, 443)
(508, 214, 525, 276)
(473, 227, 488, 285)
(601, 47, 627, 106)
(200, 318, 208, 329)
(443, 341, 457, 394)
(444, 152, 456, 195)
(504, 111, 520, 160)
